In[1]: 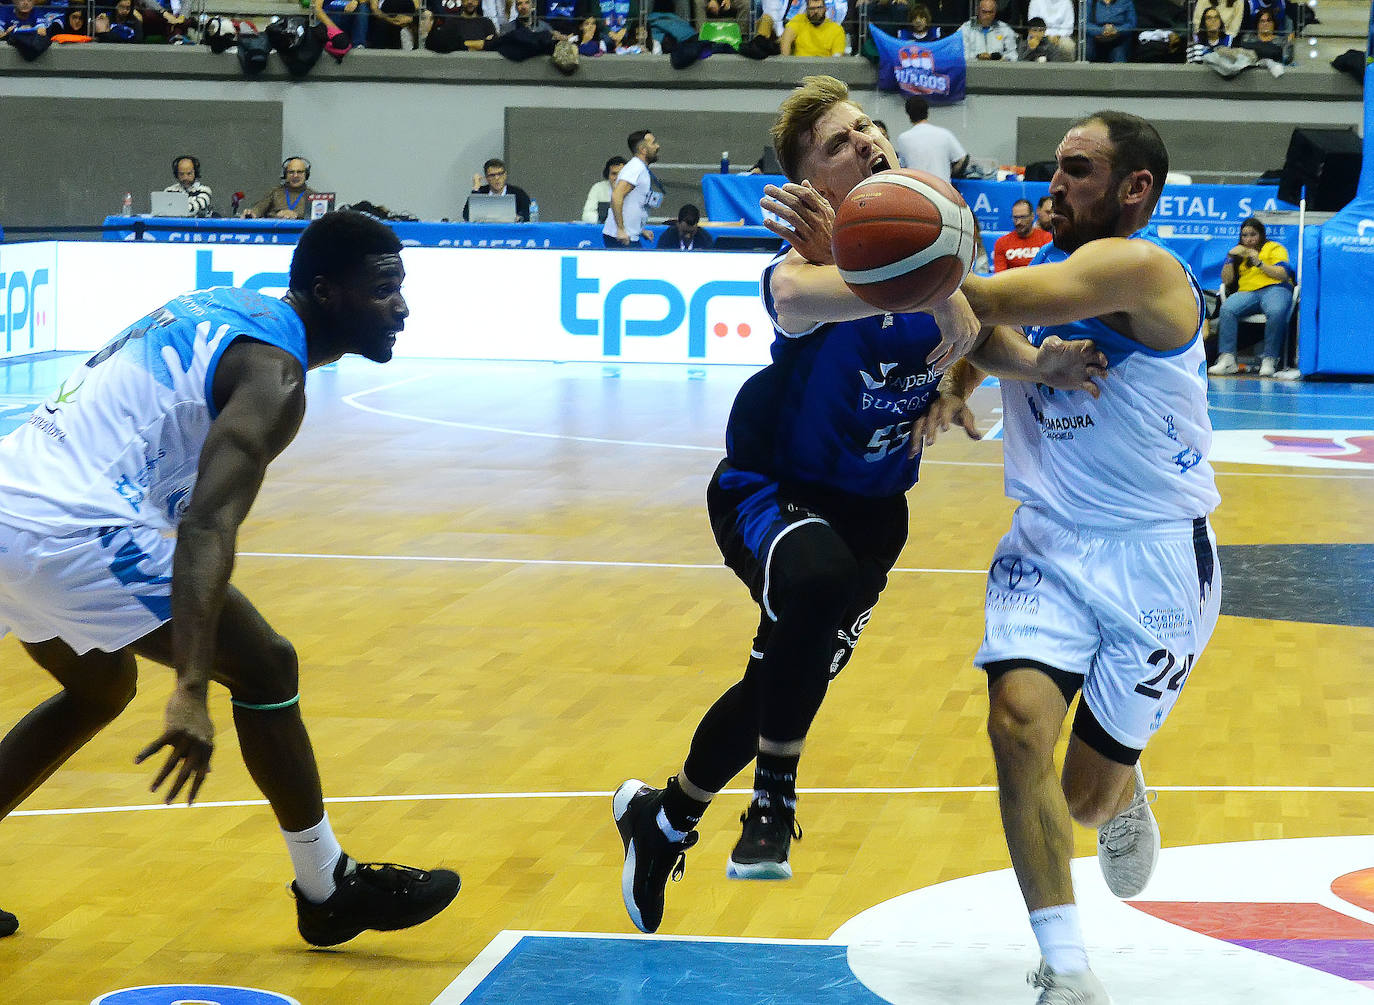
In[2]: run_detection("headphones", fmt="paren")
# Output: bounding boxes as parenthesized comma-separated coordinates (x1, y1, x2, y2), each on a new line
(172, 154, 201, 180)
(281, 156, 312, 182)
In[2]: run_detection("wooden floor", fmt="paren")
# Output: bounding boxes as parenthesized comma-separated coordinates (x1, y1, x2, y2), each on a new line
(1, 358, 1371, 1005)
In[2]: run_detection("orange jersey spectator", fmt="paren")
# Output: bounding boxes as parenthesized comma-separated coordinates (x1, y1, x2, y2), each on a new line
(992, 199, 1052, 271)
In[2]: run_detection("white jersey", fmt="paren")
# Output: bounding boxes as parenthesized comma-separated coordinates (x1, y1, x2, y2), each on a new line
(602, 156, 660, 238)
(999, 240, 1220, 529)
(0, 288, 307, 535)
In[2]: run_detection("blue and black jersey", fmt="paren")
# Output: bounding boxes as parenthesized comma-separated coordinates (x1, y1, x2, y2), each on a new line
(724, 251, 946, 499)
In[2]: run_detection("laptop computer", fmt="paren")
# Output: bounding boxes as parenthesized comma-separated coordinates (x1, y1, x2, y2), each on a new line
(150, 190, 193, 217)
(468, 193, 518, 223)
(759, 146, 784, 175)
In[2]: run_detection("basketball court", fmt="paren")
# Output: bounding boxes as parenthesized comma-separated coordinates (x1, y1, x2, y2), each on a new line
(0, 353, 1369, 1004)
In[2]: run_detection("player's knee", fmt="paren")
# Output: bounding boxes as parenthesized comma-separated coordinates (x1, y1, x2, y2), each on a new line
(986, 697, 1058, 768)
(774, 550, 860, 622)
(228, 633, 300, 704)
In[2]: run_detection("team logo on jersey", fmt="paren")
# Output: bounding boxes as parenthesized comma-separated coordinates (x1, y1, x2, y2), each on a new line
(988, 556, 1042, 591)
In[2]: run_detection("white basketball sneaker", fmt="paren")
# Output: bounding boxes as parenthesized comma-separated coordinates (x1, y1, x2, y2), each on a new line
(1207, 352, 1239, 376)
(1096, 762, 1160, 898)
(1028, 961, 1112, 1004)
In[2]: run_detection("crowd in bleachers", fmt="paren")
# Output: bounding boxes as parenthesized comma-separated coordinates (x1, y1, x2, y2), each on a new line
(0, 0, 1309, 65)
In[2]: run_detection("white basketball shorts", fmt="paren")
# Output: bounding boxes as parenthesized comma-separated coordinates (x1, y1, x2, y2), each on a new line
(0, 520, 174, 655)
(974, 504, 1221, 752)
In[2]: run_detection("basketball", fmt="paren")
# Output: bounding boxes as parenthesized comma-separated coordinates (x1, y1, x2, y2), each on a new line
(832, 169, 979, 313)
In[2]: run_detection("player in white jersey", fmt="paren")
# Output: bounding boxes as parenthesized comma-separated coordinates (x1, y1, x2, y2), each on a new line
(915, 112, 1220, 1004)
(0, 211, 460, 947)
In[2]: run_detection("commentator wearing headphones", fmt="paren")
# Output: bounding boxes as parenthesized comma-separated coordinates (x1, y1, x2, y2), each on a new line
(241, 156, 318, 219)
(165, 155, 214, 217)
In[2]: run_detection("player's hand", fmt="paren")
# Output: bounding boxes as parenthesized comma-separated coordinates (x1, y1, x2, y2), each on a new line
(615, 227, 631, 245)
(1035, 335, 1108, 398)
(760, 181, 835, 265)
(135, 684, 214, 805)
(907, 391, 981, 457)
(925, 290, 981, 372)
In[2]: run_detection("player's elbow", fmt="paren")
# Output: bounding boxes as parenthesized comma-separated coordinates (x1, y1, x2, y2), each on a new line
(768, 269, 807, 319)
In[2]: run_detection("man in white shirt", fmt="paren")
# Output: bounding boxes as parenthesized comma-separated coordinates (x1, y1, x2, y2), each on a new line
(1027, 0, 1076, 57)
(582, 156, 626, 223)
(959, 0, 1018, 59)
(604, 129, 663, 248)
(893, 94, 970, 181)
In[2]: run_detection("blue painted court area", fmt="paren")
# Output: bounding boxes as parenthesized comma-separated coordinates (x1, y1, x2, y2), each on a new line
(440, 934, 887, 1005)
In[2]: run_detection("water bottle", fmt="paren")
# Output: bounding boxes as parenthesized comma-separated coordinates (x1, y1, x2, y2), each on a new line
(121, 192, 133, 216)
(529, 198, 540, 223)
(720, 151, 730, 174)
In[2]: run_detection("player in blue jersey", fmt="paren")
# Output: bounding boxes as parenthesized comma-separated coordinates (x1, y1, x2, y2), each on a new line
(920, 113, 1220, 1004)
(0, 211, 460, 946)
(612, 76, 1109, 937)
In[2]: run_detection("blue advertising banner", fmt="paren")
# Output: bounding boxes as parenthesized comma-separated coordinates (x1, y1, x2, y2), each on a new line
(951, 180, 1297, 236)
(871, 24, 966, 101)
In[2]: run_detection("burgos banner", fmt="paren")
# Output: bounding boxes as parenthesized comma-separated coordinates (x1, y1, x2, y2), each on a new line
(871, 24, 966, 102)
(40, 243, 776, 365)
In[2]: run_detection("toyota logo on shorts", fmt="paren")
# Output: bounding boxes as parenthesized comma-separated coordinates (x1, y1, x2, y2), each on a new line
(989, 556, 1043, 591)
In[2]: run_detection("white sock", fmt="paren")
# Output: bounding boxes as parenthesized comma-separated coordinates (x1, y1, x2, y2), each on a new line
(283, 813, 345, 904)
(1029, 904, 1090, 975)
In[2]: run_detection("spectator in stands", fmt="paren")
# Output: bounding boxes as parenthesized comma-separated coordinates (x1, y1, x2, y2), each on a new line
(2, 0, 57, 40)
(657, 204, 715, 251)
(1133, 0, 1187, 60)
(463, 158, 533, 221)
(615, 20, 659, 51)
(423, 0, 495, 50)
(993, 198, 1053, 271)
(894, 95, 970, 181)
(1194, 0, 1241, 36)
(960, 0, 1018, 60)
(57, 6, 93, 36)
(314, 0, 369, 48)
(1026, 0, 1074, 57)
(94, 0, 145, 42)
(583, 156, 627, 222)
(242, 157, 317, 220)
(487, 0, 562, 53)
(1186, 3, 1230, 60)
(1036, 194, 1054, 233)
(1239, 0, 1288, 33)
(764, 0, 847, 40)
(1237, 9, 1291, 63)
(366, 0, 418, 49)
(901, 2, 941, 39)
(781, 0, 846, 55)
(604, 128, 662, 248)
(135, 0, 190, 43)
(873, 119, 890, 139)
(1209, 217, 1294, 377)
(1018, 15, 1073, 59)
(1085, 0, 1135, 61)
(575, 14, 609, 53)
(165, 155, 214, 218)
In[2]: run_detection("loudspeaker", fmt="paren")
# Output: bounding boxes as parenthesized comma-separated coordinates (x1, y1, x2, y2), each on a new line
(1278, 127, 1362, 211)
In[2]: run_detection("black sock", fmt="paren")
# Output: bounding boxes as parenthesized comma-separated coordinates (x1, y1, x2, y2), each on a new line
(754, 752, 799, 813)
(661, 776, 710, 834)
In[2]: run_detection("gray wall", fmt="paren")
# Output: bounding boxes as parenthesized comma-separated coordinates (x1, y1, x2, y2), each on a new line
(0, 49, 1362, 228)
(0, 97, 280, 227)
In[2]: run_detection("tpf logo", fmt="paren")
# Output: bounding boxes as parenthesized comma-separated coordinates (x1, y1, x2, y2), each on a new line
(558, 256, 757, 357)
(195, 250, 288, 294)
(0, 250, 52, 354)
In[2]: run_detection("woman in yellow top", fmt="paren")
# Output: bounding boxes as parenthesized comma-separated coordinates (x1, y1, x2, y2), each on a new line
(1209, 216, 1294, 377)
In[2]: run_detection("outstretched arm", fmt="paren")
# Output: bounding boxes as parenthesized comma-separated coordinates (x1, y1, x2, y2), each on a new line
(961, 237, 1199, 352)
(135, 341, 306, 804)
